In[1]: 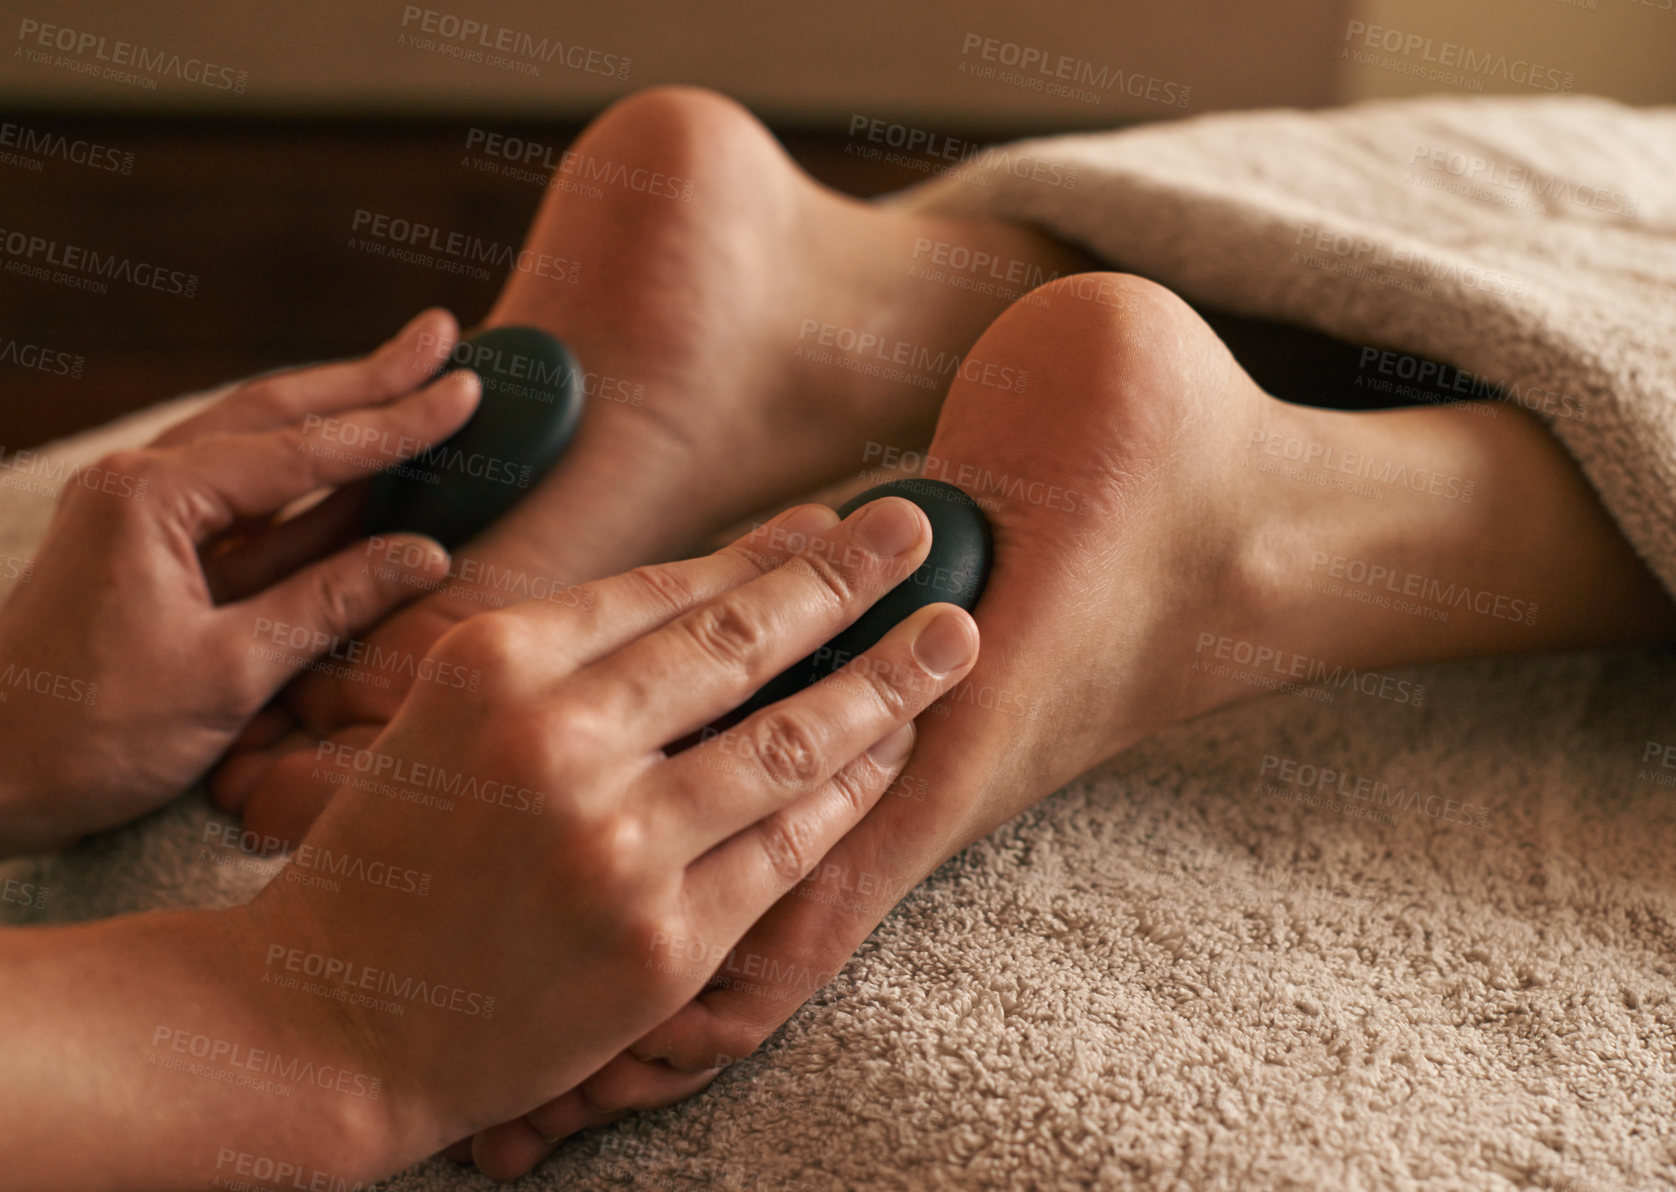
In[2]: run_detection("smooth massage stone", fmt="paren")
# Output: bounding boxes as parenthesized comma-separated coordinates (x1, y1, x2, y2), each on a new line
(363, 325, 583, 549)
(734, 479, 993, 721)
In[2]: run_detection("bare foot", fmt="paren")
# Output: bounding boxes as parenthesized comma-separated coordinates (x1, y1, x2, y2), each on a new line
(468, 270, 1675, 1176)
(213, 86, 1090, 841)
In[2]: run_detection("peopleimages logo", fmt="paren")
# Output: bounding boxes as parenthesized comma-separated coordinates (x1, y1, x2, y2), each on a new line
(0, 120, 133, 174)
(0, 335, 84, 378)
(847, 115, 1080, 190)
(264, 944, 496, 1019)
(15, 18, 248, 92)
(150, 1025, 383, 1100)
(1258, 754, 1489, 828)
(1342, 21, 1573, 93)
(349, 209, 580, 284)
(958, 33, 1191, 108)
(398, 6, 630, 78)
(0, 227, 198, 297)
(1307, 552, 1539, 626)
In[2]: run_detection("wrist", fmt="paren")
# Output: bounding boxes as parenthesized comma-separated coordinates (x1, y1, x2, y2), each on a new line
(0, 905, 410, 1192)
(0, 715, 71, 859)
(228, 894, 433, 1179)
(0, 623, 99, 857)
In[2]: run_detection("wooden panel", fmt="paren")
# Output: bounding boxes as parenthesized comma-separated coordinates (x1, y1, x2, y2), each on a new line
(0, 115, 945, 448)
(0, 0, 1348, 127)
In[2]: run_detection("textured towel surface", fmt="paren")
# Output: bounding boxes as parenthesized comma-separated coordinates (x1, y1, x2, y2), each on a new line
(4, 95, 1676, 1192)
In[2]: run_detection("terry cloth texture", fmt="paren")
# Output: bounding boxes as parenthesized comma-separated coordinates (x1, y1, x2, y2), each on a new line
(3, 94, 1675, 1190)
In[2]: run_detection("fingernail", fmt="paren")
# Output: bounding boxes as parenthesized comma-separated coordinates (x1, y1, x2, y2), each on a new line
(851, 498, 923, 557)
(385, 534, 450, 572)
(867, 722, 915, 766)
(912, 609, 976, 676)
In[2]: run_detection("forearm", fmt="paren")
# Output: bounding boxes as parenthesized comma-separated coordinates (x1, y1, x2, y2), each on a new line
(0, 907, 400, 1192)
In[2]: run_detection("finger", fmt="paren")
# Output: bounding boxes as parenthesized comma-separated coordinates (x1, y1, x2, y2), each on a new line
(504, 502, 840, 673)
(159, 367, 481, 543)
(474, 1057, 717, 1179)
(209, 718, 317, 814)
(632, 896, 872, 1076)
(235, 723, 381, 847)
(266, 502, 833, 741)
(151, 309, 461, 446)
(227, 703, 297, 755)
(632, 748, 943, 1076)
(281, 597, 464, 735)
(224, 533, 451, 696)
(661, 601, 974, 855)
(676, 724, 915, 967)
(570, 497, 933, 752)
(441, 1138, 475, 1164)
(202, 486, 364, 603)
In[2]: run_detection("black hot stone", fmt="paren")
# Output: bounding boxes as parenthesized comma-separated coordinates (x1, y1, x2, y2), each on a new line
(362, 325, 583, 549)
(734, 478, 993, 720)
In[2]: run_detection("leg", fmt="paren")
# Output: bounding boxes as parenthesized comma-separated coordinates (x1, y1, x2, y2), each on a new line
(478, 272, 1673, 1173)
(214, 86, 1092, 836)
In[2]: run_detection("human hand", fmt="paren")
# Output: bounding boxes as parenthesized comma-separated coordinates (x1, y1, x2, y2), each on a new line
(0, 310, 481, 855)
(463, 272, 1278, 1175)
(243, 496, 978, 1170)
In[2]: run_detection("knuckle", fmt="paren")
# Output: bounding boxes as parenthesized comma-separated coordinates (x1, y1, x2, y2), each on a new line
(748, 711, 825, 789)
(90, 447, 157, 479)
(239, 377, 296, 422)
(825, 760, 877, 818)
(622, 562, 702, 618)
(275, 422, 312, 458)
(80, 448, 160, 505)
(728, 521, 800, 574)
(304, 568, 364, 642)
(368, 349, 419, 401)
(584, 811, 654, 887)
(488, 693, 612, 797)
(613, 901, 680, 974)
(682, 598, 769, 673)
(845, 653, 916, 719)
(542, 695, 614, 767)
(74, 447, 193, 525)
(208, 633, 272, 713)
(788, 541, 854, 608)
(431, 611, 529, 685)
(755, 810, 819, 886)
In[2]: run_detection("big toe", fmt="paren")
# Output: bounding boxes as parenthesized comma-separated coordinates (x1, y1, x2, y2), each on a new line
(238, 724, 380, 848)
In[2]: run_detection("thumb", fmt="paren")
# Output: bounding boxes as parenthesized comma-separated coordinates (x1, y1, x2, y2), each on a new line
(228, 533, 452, 697)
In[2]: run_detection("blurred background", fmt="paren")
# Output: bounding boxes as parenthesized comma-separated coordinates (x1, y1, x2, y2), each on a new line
(2, 0, 1671, 445)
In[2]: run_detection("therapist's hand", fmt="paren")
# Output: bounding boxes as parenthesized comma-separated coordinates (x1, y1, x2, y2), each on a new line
(0, 309, 479, 855)
(245, 496, 978, 1169)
